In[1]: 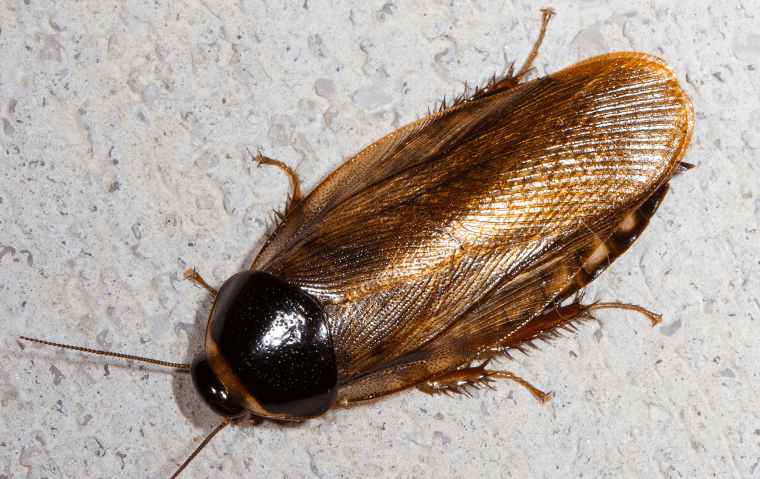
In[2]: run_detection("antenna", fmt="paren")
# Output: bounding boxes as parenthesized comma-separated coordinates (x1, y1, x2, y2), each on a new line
(169, 418, 231, 479)
(18, 336, 233, 478)
(19, 336, 191, 369)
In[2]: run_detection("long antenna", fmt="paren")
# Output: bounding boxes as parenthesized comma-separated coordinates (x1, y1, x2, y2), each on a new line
(20, 335, 233, 478)
(170, 418, 231, 479)
(19, 336, 191, 370)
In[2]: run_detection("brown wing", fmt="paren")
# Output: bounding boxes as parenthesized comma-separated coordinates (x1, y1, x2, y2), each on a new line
(251, 53, 694, 402)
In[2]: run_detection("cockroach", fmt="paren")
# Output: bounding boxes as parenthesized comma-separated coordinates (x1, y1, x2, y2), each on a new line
(20, 9, 694, 478)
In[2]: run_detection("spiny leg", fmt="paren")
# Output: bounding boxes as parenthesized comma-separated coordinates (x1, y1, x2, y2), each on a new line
(184, 268, 218, 297)
(422, 298, 661, 403)
(490, 300, 596, 355)
(419, 361, 551, 404)
(511, 8, 555, 83)
(587, 302, 661, 326)
(468, 8, 555, 103)
(248, 148, 303, 215)
(489, 298, 661, 358)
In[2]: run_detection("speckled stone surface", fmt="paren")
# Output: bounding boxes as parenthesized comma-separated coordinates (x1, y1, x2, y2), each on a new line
(1, 1, 758, 478)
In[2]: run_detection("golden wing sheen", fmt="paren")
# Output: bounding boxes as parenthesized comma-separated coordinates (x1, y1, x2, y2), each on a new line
(251, 52, 694, 403)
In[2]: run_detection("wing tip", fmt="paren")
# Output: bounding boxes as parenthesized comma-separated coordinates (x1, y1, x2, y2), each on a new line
(573, 52, 695, 170)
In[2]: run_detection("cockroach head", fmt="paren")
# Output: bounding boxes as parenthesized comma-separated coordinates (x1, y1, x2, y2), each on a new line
(193, 271, 339, 419)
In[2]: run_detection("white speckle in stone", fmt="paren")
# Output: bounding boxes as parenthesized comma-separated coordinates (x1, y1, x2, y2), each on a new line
(660, 319, 682, 337)
(40, 35, 62, 62)
(352, 87, 392, 111)
(365, 464, 383, 476)
(19, 444, 34, 467)
(324, 107, 339, 128)
(135, 108, 150, 124)
(196, 195, 214, 210)
(222, 182, 245, 216)
(142, 83, 161, 109)
(315, 78, 336, 98)
(109, 145, 122, 163)
(310, 456, 336, 479)
(7, 0, 26, 11)
(432, 430, 451, 446)
(108, 36, 124, 59)
(78, 414, 93, 427)
(195, 151, 219, 169)
(691, 439, 706, 452)
(1, 368, 20, 403)
(571, 28, 609, 57)
(268, 123, 291, 146)
(49, 364, 65, 386)
(694, 354, 708, 369)
(308, 34, 325, 57)
(95, 330, 112, 351)
(243, 205, 263, 229)
(2, 118, 15, 135)
(77, 314, 97, 331)
(408, 430, 431, 447)
(593, 328, 604, 342)
(733, 34, 760, 62)
(704, 300, 715, 314)
(150, 314, 172, 339)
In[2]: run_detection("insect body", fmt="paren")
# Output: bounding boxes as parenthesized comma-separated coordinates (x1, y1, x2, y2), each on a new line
(22, 9, 694, 478)
(235, 40, 694, 414)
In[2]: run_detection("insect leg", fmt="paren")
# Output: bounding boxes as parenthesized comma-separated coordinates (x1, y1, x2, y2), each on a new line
(586, 302, 662, 326)
(489, 299, 660, 361)
(421, 300, 596, 403)
(676, 161, 695, 173)
(489, 300, 595, 357)
(469, 8, 555, 102)
(418, 362, 551, 403)
(184, 268, 218, 296)
(511, 8, 556, 83)
(249, 149, 303, 214)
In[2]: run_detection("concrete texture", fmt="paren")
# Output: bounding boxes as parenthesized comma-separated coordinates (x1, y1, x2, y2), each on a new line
(1, 0, 758, 478)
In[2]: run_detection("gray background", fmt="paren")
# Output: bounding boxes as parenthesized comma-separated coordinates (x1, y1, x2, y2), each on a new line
(1, 0, 758, 478)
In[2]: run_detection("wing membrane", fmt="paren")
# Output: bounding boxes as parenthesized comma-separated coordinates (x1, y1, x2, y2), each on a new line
(251, 53, 694, 400)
